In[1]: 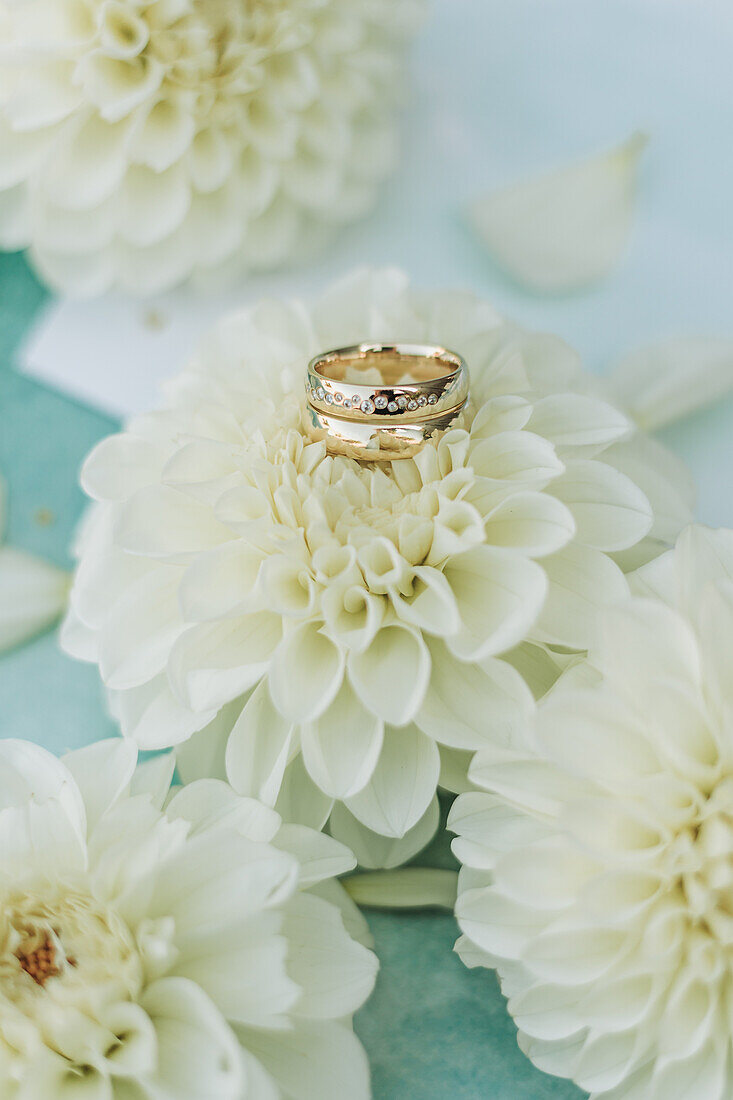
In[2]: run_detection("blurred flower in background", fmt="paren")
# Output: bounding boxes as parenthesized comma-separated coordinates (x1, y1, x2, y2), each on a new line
(0, 0, 424, 296)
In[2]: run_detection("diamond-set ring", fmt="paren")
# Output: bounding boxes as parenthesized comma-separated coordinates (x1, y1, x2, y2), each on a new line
(305, 343, 469, 461)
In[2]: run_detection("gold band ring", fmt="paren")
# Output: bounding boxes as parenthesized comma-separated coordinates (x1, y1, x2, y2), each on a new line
(305, 343, 469, 460)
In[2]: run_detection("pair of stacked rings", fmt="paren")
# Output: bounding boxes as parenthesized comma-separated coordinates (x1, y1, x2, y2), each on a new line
(305, 343, 469, 461)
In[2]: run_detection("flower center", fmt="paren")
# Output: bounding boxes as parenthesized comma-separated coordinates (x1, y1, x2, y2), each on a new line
(0, 885, 144, 1063)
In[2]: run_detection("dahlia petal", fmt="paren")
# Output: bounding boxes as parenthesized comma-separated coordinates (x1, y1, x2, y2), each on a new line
(484, 489, 576, 557)
(268, 621, 344, 723)
(347, 623, 430, 725)
(98, 568, 183, 690)
(5, 63, 84, 130)
(593, 599, 703, 698)
(82, 433, 170, 501)
(522, 926, 628, 985)
(652, 1042, 727, 1100)
(301, 679, 383, 799)
(344, 724, 440, 838)
(448, 792, 551, 872)
(417, 639, 533, 751)
(0, 547, 69, 653)
(0, 118, 55, 189)
(151, 831, 297, 934)
(142, 977, 243, 1100)
(536, 687, 661, 782)
(444, 546, 548, 660)
(573, 1029, 639, 1094)
(455, 886, 545, 959)
(550, 459, 653, 551)
(130, 97, 196, 173)
(273, 824, 355, 886)
(166, 779, 280, 844)
(31, 243, 116, 297)
(281, 893, 378, 1019)
(274, 754, 333, 832)
(389, 565, 461, 635)
(173, 924, 301, 1027)
(111, 673, 217, 749)
(119, 162, 192, 248)
(468, 429, 565, 485)
(169, 613, 282, 712)
(469, 132, 647, 292)
(329, 798, 440, 870)
(188, 127, 234, 193)
(42, 114, 132, 209)
(528, 393, 631, 449)
(178, 541, 265, 622)
(62, 737, 138, 831)
(608, 336, 733, 433)
(225, 680, 294, 806)
(533, 543, 629, 649)
(243, 1021, 372, 1100)
(114, 485, 231, 558)
(76, 53, 163, 124)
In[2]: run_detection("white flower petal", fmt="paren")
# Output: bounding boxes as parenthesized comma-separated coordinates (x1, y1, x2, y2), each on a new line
(417, 639, 533, 751)
(301, 679, 383, 799)
(281, 893, 378, 1019)
(62, 737, 138, 831)
(533, 543, 629, 649)
(269, 621, 344, 723)
(329, 797, 440, 870)
(0, 546, 69, 653)
(169, 614, 282, 713)
(347, 623, 430, 726)
(244, 1021, 372, 1100)
(273, 824, 355, 886)
(444, 546, 548, 660)
(484, 490, 576, 558)
(344, 724, 440, 838)
(225, 681, 295, 806)
(550, 459, 653, 551)
(469, 132, 647, 292)
(608, 336, 733, 432)
(142, 977, 243, 1100)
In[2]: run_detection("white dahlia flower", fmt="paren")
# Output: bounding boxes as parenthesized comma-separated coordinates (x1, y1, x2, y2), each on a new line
(62, 269, 693, 867)
(0, 736, 377, 1099)
(0, 0, 423, 295)
(451, 524, 733, 1100)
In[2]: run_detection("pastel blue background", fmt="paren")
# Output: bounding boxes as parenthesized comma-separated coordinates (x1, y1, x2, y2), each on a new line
(2, 0, 733, 1096)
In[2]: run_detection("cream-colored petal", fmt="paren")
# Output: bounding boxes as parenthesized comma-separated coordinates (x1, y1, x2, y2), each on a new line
(268, 621, 344, 723)
(550, 459, 653, 552)
(0, 546, 70, 653)
(607, 336, 733, 432)
(347, 623, 430, 726)
(329, 798, 440, 870)
(344, 724, 440, 838)
(469, 133, 647, 292)
(418, 639, 533, 751)
(300, 679, 383, 799)
(444, 546, 548, 661)
(168, 613, 282, 712)
(225, 681, 294, 806)
(532, 543, 629, 649)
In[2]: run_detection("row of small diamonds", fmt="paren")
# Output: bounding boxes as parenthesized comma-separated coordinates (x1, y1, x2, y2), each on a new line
(311, 385, 439, 414)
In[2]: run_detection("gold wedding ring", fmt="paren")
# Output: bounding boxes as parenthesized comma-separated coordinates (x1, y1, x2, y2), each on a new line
(305, 343, 469, 461)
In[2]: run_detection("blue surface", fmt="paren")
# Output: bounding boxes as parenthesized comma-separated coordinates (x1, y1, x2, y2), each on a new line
(3, 1, 733, 1095)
